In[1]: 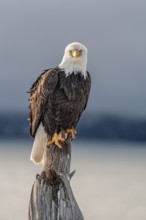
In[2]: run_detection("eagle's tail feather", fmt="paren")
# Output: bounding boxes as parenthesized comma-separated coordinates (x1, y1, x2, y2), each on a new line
(30, 123, 48, 165)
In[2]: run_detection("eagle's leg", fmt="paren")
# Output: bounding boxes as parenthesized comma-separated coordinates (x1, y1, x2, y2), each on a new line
(47, 132, 65, 148)
(66, 129, 77, 140)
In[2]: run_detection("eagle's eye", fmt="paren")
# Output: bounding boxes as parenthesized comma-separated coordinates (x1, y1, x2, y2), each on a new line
(79, 49, 83, 54)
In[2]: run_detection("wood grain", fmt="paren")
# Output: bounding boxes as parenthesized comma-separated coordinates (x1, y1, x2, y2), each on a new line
(28, 138, 84, 220)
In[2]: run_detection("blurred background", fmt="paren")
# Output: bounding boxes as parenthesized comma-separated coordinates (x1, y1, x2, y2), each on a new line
(0, 0, 146, 220)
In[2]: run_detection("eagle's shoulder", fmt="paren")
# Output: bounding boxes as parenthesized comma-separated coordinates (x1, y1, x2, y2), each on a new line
(86, 71, 91, 80)
(28, 67, 59, 95)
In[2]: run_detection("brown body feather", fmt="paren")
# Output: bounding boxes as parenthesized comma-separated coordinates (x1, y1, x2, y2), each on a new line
(28, 68, 91, 138)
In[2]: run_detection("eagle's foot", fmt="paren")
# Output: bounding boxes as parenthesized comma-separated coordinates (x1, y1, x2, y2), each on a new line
(47, 132, 65, 148)
(66, 129, 77, 140)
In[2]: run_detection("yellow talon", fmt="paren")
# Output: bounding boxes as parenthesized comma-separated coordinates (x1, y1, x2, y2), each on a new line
(66, 129, 77, 140)
(47, 132, 65, 148)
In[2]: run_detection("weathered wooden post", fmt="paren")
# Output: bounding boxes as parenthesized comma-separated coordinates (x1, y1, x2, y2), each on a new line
(28, 136, 84, 220)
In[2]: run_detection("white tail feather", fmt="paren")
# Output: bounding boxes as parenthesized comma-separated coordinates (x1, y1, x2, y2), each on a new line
(30, 123, 48, 165)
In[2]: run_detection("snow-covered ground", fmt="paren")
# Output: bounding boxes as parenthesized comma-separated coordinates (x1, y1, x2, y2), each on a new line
(0, 140, 146, 220)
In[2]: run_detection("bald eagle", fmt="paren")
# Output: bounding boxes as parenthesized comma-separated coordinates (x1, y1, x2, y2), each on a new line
(28, 42, 91, 164)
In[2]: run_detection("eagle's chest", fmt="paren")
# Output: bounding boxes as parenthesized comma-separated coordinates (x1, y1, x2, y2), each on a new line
(60, 72, 86, 99)
(51, 73, 86, 110)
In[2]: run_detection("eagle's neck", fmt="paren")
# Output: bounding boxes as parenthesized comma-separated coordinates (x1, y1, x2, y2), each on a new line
(58, 57, 87, 79)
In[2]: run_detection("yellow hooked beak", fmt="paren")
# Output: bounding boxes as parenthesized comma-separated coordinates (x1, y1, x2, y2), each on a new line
(71, 49, 81, 58)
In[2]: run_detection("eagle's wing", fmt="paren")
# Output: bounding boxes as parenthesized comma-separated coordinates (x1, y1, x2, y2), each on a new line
(83, 72, 91, 111)
(28, 68, 58, 137)
(74, 72, 91, 127)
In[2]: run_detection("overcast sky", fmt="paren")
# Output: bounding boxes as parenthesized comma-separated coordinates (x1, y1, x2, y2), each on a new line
(0, 0, 146, 117)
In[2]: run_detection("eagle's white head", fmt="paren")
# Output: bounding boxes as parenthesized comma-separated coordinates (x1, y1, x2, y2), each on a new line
(59, 42, 88, 78)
